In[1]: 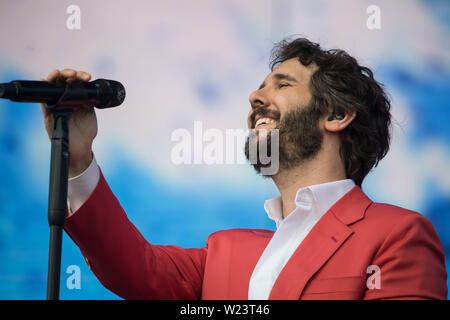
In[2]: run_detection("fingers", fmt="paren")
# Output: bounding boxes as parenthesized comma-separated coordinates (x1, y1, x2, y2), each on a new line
(44, 69, 92, 84)
(46, 69, 60, 83)
(62, 68, 78, 83)
(77, 70, 91, 82)
(62, 69, 91, 83)
(40, 69, 91, 117)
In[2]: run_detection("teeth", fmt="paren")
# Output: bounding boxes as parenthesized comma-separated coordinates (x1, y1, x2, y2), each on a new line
(255, 117, 275, 127)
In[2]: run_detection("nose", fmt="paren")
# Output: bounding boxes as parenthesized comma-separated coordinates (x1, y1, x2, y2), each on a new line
(248, 88, 270, 128)
(249, 88, 269, 110)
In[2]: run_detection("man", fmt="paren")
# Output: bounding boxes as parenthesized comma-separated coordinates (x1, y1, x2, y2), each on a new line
(41, 38, 447, 299)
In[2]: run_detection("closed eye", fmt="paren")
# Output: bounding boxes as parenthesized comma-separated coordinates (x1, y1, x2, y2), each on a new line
(278, 83, 291, 88)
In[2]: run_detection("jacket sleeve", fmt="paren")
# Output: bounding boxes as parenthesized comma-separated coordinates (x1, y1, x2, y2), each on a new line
(363, 212, 447, 300)
(64, 169, 207, 299)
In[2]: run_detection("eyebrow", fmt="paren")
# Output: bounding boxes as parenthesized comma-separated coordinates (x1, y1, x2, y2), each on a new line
(258, 73, 298, 90)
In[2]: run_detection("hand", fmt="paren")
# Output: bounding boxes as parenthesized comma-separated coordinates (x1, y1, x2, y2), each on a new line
(40, 69, 98, 178)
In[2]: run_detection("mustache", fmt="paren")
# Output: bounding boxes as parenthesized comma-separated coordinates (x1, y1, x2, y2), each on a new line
(249, 108, 281, 128)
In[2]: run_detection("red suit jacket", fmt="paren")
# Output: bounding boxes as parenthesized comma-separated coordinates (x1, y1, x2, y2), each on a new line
(64, 171, 447, 299)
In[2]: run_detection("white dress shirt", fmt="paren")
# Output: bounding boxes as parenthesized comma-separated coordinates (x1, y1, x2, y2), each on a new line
(67, 156, 99, 216)
(67, 158, 355, 300)
(248, 179, 355, 299)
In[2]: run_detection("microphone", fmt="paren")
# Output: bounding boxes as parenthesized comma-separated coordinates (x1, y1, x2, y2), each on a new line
(0, 79, 126, 109)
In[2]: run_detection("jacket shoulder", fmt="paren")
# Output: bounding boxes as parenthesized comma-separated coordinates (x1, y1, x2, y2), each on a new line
(362, 202, 443, 252)
(206, 228, 274, 243)
(365, 201, 433, 226)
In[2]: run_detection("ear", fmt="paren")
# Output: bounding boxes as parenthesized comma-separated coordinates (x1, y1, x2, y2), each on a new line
(323, 110, 356, 133)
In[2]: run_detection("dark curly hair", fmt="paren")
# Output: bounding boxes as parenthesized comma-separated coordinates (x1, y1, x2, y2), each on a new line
(270, 37, 392, 187)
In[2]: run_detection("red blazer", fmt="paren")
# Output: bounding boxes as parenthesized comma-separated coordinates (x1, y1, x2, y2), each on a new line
(64, 171, 447, 299)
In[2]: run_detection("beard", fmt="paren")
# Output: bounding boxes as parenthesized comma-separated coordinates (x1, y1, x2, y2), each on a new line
(244, 101, 324, 176)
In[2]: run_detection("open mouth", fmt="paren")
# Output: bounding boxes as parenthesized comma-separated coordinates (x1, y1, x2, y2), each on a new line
(254, 117, 278, 130)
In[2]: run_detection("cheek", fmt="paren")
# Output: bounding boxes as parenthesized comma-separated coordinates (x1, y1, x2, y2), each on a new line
(274, 89, 311, 114)
(273, 94, 290, 113)
(273, 93, 299, 118)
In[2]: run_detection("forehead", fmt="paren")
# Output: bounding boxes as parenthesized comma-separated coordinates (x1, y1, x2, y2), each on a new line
(264, 57, 317, 85)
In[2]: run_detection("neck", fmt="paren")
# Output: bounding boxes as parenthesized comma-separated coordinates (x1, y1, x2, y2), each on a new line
(271, 150, 347, 219)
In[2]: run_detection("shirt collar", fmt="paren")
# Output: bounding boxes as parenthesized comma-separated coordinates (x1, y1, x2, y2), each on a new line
(264, 179, 355, 227)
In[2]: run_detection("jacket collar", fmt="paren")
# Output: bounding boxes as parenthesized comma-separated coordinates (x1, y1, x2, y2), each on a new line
(264, 179, 355, 228)
(330, 185, 372, 226)
(267, 185, 373, 299)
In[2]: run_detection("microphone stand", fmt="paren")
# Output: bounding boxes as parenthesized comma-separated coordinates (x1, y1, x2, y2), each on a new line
(46, 108, 72, 300)
(0, 78, 125, 299)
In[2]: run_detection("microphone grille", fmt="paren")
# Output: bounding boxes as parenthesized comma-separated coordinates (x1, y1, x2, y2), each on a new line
(93, 79, 126, 108)
(108, 80, 126, 106)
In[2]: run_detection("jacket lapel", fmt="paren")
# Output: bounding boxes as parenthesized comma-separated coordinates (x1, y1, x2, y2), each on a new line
(268, 186, 372, 300)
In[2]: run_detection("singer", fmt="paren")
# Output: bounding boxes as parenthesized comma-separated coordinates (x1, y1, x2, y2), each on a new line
(41, 37, 447, 299)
